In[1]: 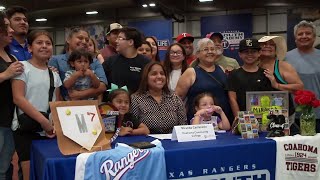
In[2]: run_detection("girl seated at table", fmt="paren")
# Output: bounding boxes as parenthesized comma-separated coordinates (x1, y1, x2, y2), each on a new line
(191, 92, 230, 130)
(108, 85, 150, 136)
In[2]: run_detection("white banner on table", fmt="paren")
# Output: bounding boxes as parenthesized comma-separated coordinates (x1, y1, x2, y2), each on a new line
(273, 133, 320, 180)
(172, 124, 216, 142)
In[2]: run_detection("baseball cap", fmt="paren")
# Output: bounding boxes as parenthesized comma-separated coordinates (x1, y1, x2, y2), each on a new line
(258, 36, 287, 61)
(176, 33, 194, 43)
(239, 38, 261, 52)
(206, 32, 224, 41)
(106, 23, 123, 35)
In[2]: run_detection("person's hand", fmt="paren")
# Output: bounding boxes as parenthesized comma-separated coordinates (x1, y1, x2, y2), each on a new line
(4, 61, 24, 79)
(48, 66, 59, 73)
(83, 69, 94, 77)
(195, 108, 214, 118)
(119, 126, 133, 136)
(41, 120, 54, 134)
(45, 128, 56, 138)
(74, 70, 84, 77)
(68, 89, 82, 100)
(212, 105, 223, 114)
(264, 69, 278, 89)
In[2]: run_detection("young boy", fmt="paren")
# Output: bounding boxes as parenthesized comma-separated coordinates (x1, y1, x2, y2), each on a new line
(64, 50, 101, 101)
(227, 38, 273, 117)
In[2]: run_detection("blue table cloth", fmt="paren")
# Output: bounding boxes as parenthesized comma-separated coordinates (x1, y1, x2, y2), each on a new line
(30, 133, 276, 180)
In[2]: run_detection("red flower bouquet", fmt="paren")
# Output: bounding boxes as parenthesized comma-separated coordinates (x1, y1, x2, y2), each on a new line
(294, 90, 319, 135)
(294, 90, 320, 112)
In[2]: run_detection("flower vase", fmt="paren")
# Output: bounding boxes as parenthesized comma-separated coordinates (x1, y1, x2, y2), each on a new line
(300, 109, 316, 136)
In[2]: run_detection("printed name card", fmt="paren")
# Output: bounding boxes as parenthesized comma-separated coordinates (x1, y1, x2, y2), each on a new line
(171, 124, 216, 142)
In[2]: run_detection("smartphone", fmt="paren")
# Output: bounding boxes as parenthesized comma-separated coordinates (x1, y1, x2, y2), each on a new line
(128, 142, 156, 149)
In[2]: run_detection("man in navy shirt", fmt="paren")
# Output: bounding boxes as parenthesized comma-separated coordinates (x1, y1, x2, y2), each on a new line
(6, 6, 31, 61)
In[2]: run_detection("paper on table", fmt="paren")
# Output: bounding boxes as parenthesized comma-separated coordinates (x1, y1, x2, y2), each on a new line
(148, 134, 172, 140)
(216, 130, 226, 133)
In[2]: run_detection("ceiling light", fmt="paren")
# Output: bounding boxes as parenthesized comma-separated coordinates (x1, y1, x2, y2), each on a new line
(149, 3, 156, 7)
(199, 0, 213, 2)
(0, 6, 5, 11)
(36, 18, 47, 22)
(266, 3, 289, 6)
(86, 11, 98, 15)
(142, 4, 148, 8)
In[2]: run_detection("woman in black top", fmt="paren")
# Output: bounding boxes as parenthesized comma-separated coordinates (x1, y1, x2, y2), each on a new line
(0, 12, 24, 179)
(258, 36, 303, 128)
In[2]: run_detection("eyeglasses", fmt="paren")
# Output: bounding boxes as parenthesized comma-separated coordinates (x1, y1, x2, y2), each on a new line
(200, 47, 215, 53)
(169, 51, 183, 56)
(117, 37, 129, 41)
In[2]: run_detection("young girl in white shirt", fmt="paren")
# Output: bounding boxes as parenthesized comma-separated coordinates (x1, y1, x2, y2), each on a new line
(191, 92, 230, 130)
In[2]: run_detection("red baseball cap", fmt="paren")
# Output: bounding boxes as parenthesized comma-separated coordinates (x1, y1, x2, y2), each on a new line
(176, 33, 194, 43)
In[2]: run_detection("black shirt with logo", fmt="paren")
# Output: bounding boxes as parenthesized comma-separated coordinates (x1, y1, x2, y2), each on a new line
(103, 54, 150, 95)
(227, 67, 274, 111)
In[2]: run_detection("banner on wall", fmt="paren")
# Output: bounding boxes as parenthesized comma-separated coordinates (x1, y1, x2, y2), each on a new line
(128, 19, 172, 60)
(287, 9, 320, 51)
(201, 14, 253, 63)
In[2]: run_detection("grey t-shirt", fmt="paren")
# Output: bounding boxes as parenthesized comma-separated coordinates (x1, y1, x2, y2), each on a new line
(285, 48, 320, 118)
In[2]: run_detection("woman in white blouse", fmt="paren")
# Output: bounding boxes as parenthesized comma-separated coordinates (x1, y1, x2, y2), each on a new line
(163, 43, 188, 92)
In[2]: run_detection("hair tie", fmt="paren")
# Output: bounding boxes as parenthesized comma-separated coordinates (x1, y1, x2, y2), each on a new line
(107, 83, 128, 92)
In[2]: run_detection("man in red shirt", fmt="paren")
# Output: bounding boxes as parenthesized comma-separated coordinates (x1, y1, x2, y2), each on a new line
(100, 23, 123, 60)
(176, 33, 197, 65)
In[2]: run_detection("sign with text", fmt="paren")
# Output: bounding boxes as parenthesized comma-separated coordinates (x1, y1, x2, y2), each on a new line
(172, 124, 216, 142)
(201, 14, 252, 64)
(50, 100, 109, 155)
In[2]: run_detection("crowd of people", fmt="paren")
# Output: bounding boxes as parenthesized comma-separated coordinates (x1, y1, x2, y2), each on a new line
(0, 5, 320, 180)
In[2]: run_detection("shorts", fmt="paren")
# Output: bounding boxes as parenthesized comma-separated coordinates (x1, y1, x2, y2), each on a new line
(13, 130, 47, 162)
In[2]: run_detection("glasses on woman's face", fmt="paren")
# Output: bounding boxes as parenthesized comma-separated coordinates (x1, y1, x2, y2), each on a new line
(200, 47, 215, 53)
(169, 51, 183, 56)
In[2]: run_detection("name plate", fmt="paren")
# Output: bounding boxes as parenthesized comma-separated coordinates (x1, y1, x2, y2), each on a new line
(171, 124, 216, 142)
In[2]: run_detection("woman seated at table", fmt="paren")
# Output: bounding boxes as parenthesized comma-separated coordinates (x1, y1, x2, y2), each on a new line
(175, 38, 233, 124)
(11, 30, 62, 180)
(131, 61, 187, 134)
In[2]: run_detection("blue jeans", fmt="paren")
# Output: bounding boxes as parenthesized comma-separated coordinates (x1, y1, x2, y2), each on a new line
(0, 127, 15, 180)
